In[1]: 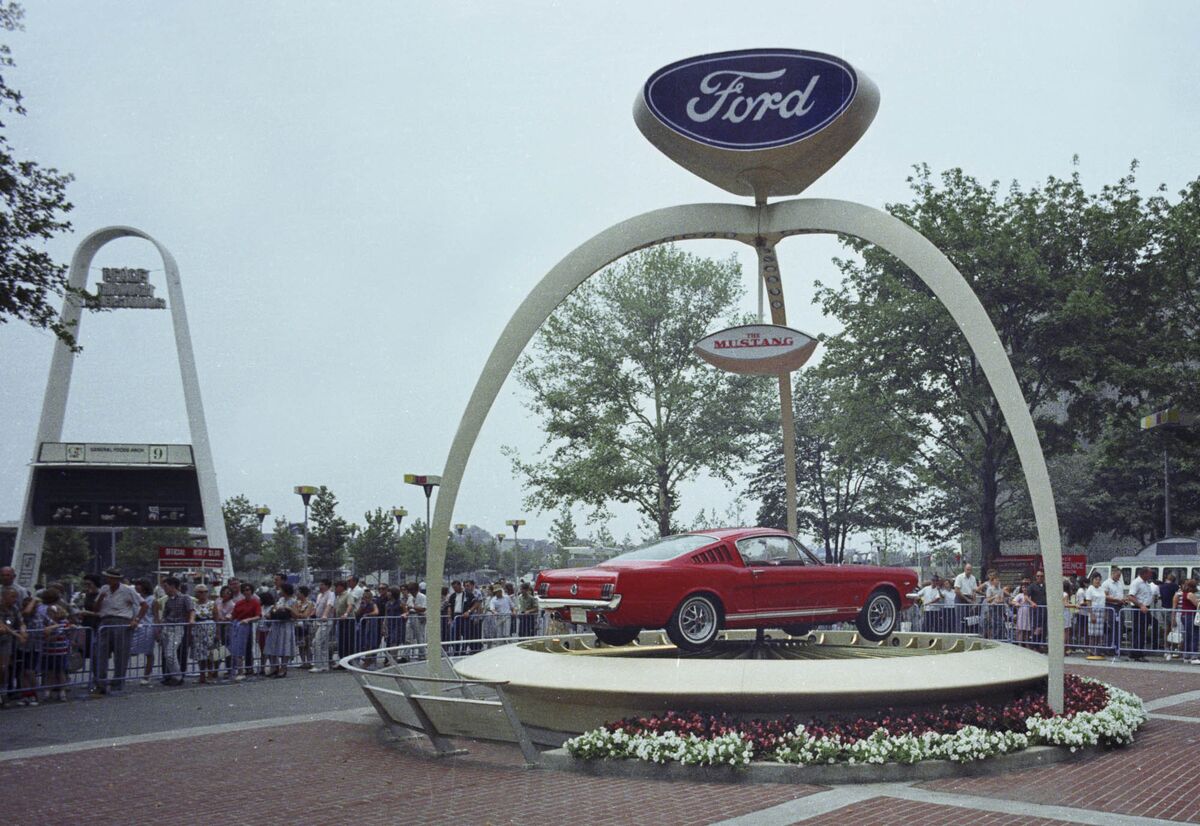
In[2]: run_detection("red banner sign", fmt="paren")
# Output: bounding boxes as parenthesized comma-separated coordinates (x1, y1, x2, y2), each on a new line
(158, 546, 225, 569)
(993, 554, 1088, 578)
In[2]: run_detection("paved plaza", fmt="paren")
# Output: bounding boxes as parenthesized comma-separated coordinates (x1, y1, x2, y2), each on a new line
(1, 659, 1197, 825)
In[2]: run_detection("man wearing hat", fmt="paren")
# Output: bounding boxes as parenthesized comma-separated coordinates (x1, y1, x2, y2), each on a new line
(92, 568, 148, 695)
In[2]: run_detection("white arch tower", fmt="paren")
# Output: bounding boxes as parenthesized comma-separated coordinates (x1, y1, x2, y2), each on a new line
(13, 226, 231, 585)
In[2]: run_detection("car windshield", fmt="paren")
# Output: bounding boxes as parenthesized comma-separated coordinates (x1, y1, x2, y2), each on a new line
(607, 534, 717, 562)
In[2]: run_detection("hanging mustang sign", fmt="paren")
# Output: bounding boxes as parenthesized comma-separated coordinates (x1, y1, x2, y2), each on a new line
(694, 323, 817, 375)
(634, 48, 879, 200)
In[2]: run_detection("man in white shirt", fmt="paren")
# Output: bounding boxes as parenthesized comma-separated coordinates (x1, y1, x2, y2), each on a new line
(916, 576, 943, 633)
(405, 581, 427, 658)
(93, 568, 148, 695)
(311, 579, 337, 672)
(953, 564, 980, 633)
(348, 575, 365, 610)
(1102, 567, 1128, 655)
(1128, 567, 1157, 661)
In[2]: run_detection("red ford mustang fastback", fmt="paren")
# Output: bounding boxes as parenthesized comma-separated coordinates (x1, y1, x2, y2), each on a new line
(535, 528, 918, 651)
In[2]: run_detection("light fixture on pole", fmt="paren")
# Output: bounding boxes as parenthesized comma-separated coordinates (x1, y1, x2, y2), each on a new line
(506, 519, 526, 583)
(294, 486, 317, 584)
(1140, 407, 1195, 538)
(404, 474, 441, 582)
(390, 507, 407, 582)
(454, 523, 467, 536)
(255, 506, 271, 528)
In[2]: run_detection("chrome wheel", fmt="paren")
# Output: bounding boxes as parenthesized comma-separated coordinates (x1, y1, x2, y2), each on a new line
(666, 594, 720, 651)
(856, 590, 899, 641)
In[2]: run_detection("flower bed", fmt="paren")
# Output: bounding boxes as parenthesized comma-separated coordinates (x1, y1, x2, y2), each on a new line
(564, 675, 1145, 769)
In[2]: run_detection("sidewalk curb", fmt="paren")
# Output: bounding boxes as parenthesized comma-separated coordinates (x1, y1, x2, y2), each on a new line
(538, 743, 1080, 784)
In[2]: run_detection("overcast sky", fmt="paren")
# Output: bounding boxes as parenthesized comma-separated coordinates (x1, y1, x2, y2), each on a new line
(1, 1, 1196, 548)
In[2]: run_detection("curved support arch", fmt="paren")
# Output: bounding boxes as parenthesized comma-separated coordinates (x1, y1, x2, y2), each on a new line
(14, 226, 231, 583)
(426, 198, 1063, 711)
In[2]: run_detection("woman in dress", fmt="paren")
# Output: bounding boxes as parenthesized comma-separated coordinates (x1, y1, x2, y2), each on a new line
(263, 582, 298, 677)
(1179, 579, 1200, 664)
(190, 584, 218, 683)
(229, 583, 261, 680)
(1084, 572, 1108, 651)
(215, 585, 236, 676)
(128, 579, 158, 686)
(1012, 581, 1034, 646)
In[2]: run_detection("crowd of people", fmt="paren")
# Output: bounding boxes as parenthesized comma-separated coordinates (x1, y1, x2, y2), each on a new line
(912, 563, 1200, 660)
(0, 564, 551, 707)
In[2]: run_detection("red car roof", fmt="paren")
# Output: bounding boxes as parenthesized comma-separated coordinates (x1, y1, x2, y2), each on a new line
(684, 527, 791, 540)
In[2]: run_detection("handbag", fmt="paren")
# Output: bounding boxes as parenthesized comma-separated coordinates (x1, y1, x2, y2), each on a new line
(1168, 629, 1182, 645)
(1193, 611, 1200, 627)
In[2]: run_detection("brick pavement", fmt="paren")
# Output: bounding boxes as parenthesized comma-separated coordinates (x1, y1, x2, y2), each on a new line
(799, 796, 1067, 825)
(1157, 699, 1200, 717)
(1068, 661, 1200, 701)
(2, 721, 822, 825)
(4, 661, 1196, 825)
(920, 719, 1200, 823)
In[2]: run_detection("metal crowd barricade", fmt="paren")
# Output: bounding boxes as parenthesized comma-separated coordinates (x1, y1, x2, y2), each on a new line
(3, 624, 94, 702)
(341, 634, 548, 766)
(1119, 606, 1185, 659)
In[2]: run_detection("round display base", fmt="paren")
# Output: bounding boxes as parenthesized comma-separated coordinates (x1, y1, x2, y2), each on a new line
(453, 629, 1049, 744)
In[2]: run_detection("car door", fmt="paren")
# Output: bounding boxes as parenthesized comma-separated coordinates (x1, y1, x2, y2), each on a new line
(736, 535, 825, 623)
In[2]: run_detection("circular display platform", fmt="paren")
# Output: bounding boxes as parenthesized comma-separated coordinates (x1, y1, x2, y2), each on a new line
(453, 629, 1048, 742)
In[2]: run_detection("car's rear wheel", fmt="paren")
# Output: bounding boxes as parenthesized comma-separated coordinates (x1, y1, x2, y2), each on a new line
(592, 626, 641, 646)
(856, 589, 900, 641)
(665, 594, 721, 651)
(780, 624, 814, 637)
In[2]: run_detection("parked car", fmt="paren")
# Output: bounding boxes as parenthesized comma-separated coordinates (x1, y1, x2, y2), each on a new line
(535, 528, 918, 651)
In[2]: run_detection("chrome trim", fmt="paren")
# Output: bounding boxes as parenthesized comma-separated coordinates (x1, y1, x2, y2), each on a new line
(538, 594, 622, 612)
(732, 606, 859, 620)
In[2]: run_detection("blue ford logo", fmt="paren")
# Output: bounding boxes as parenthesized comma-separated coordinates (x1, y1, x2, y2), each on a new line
(643, 49, 858, 150)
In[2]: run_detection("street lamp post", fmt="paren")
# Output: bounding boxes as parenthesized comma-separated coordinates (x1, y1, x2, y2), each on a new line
(391, 507, 407, 581)
(454, 523, 467, 536)
(294, 486, 317, 584)
(1141, 407, 1194, 539)
(506, 519, 526, 584)
(404, 474, 441, 583)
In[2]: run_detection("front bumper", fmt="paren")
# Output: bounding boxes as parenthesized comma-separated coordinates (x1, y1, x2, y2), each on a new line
(537, 594, 622, 612)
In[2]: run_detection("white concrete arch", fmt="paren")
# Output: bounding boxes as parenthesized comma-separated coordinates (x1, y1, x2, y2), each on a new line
(13, 226, 231, 584)
(426, 198, 1064, 711)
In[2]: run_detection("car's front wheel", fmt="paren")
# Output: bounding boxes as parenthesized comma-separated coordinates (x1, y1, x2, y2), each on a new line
(856, 589, 900, 641)
(592, 626, 641, 646)
(665, 594, 721, 652)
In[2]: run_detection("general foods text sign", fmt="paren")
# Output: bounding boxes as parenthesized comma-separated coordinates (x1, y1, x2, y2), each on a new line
(644, 49, 858, 150)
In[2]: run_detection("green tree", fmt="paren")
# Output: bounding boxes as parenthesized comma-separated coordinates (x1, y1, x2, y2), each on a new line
(815, 163, 1162, 570)
(115, 527, 192, 578)
(548, 506, 578, 567)
(395, 520, 427, 580)
(348, 507, 398, 583)
(221, 494, 266, 572)
(749, 371, 917, 563)
(260, 516, 301, 575)
(307, 486, 351, 572)
(0, 3, 81, 349)
(40, 527, 91, 581)
(507, 245, 772, 536)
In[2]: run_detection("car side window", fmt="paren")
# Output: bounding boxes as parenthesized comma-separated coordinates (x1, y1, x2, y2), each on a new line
(765, 536, 800, 562)
(736, 537, 769, 564)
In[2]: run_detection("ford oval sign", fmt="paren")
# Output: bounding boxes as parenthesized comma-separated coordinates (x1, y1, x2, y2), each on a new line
(644, 49, 857, 150)
(634, 48, 879, 199)
(694, 324, 817, 376)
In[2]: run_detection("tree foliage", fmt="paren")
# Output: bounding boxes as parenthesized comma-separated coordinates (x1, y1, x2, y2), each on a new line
(260, 516, 301, 575)
(40, 527, 91, 581)
(748, 370, 916, 562)
(813, 162, 1183, 568)
(222, 494, 266, 573)
(0, 3, 80, 348)
(508, 245, 772, 536)
(307, 486, 351, 571)
(116, 527, 192, 578)
(348, 507, 398, 582)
